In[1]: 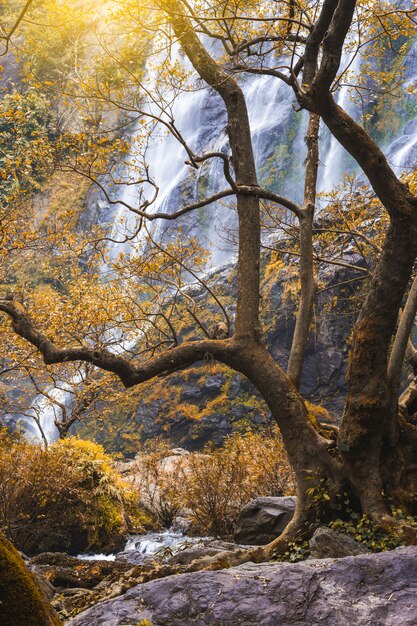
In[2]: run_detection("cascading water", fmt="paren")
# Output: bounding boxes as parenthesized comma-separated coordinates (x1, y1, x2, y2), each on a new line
(317, 45, 363, 192)
(385, 39, 417, 172)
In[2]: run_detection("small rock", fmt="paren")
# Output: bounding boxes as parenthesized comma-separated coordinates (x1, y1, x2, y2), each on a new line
(167, 540, 238, 566)
(234, 496, 296, 545)
(309, 526, 370, 559)
(115, 551, 155, 566)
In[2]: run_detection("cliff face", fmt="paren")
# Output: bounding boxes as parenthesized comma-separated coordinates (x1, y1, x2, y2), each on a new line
(129, 265, 357, 449)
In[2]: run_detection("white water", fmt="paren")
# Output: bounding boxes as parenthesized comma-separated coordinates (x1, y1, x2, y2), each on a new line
(77, 530, 207, 562)
(385, 39, 417, 173)
(318, 43, 363, 192)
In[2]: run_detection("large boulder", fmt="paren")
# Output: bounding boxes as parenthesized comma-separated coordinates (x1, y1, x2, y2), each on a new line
(309, 526, 370, 559)
(68, 546, 417, 626)
(233, 496, 296, 545)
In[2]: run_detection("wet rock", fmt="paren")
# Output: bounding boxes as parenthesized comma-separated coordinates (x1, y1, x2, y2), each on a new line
(31, 553, 131, 590)
(309, 526, 370, 559)
(233, 496, 296, 545)
(67, 546, 417, 626)
(115, 551, 155, 566)
(167, 540, 239, 566)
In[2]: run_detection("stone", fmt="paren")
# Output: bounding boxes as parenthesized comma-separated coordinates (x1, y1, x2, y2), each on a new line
(167, 540, 239, 566)
(67, 546, 417, 626)
(31, 552, 132, 590)
(52, 588, 97, 618)
(115, 551, 154, 566)
(233, 496, 296, 545)
(309, 526, 370, 559)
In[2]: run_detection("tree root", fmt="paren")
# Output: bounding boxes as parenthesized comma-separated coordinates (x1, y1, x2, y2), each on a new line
(181, 514, 315, 573)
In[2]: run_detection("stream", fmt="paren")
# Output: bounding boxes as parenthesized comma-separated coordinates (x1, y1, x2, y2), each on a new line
(77, 529, 209, 562)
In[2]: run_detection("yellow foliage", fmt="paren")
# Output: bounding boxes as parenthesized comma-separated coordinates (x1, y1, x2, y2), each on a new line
(0, 431, 136, 554)
(136, 427, 295, 537)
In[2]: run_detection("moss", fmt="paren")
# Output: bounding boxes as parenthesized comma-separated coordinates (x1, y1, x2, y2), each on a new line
(0, 531, 61, 625)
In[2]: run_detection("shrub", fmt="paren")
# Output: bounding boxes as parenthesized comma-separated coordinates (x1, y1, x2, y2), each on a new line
(0, 431, 138, 554)
(133, 440, 186, 528)
(181, 427, 296, 537)
(329, 515, 404, 552)
(135, 427, 296, 538)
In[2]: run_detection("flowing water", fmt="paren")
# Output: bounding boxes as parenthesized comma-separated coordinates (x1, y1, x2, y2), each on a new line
(77, 530, 207, 562)
(385, 39, 417, 172)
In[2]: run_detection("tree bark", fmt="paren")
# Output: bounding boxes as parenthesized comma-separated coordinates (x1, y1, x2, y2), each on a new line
(388, 273, 417, 391)
(294, 0, 417, 525)
(340, 215, 417, 517)
(287, 113, 320, 388)
(160, 0, 260, 342)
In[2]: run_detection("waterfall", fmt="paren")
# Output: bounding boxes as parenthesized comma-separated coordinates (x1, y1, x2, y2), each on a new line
(385, 39, 417, 172)
(318, 45, 363, 193)
(106, 40, 308, 267)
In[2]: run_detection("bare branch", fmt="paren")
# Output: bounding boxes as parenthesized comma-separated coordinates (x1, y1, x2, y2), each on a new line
(0, 0, 34, 56)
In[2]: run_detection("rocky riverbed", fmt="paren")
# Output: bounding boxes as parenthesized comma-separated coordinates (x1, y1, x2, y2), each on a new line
(66, 546, 417, 626)
(30, 532, 236, 620)
(25, 497, 417, 624)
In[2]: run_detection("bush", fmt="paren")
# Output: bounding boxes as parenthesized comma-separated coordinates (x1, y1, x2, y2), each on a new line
(133, 440, 187, 528)
(329, 515, 409, 552)
(0, 431, 138, 554)
(135, 427, 296, 538)
(181, 427, 296, 537)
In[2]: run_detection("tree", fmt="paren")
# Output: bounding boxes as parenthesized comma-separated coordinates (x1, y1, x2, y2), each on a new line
(1, 0, 417, 587)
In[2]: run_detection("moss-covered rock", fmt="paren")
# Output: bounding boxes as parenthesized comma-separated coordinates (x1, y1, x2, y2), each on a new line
(0, 531, 61, 626)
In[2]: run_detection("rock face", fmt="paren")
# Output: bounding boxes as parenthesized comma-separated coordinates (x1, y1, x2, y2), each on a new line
(233, 496, 296, 545)
(309, 526, 370, 559)
(124, 260, 355, 451)
(68, 546, 417, 626)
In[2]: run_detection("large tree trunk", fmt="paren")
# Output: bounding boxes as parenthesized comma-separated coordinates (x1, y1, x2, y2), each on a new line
(340, 214, 417, 521)
(295, 0, 417, 528)
(221, 340, 344, 555)
(0, 531, 61, 626)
